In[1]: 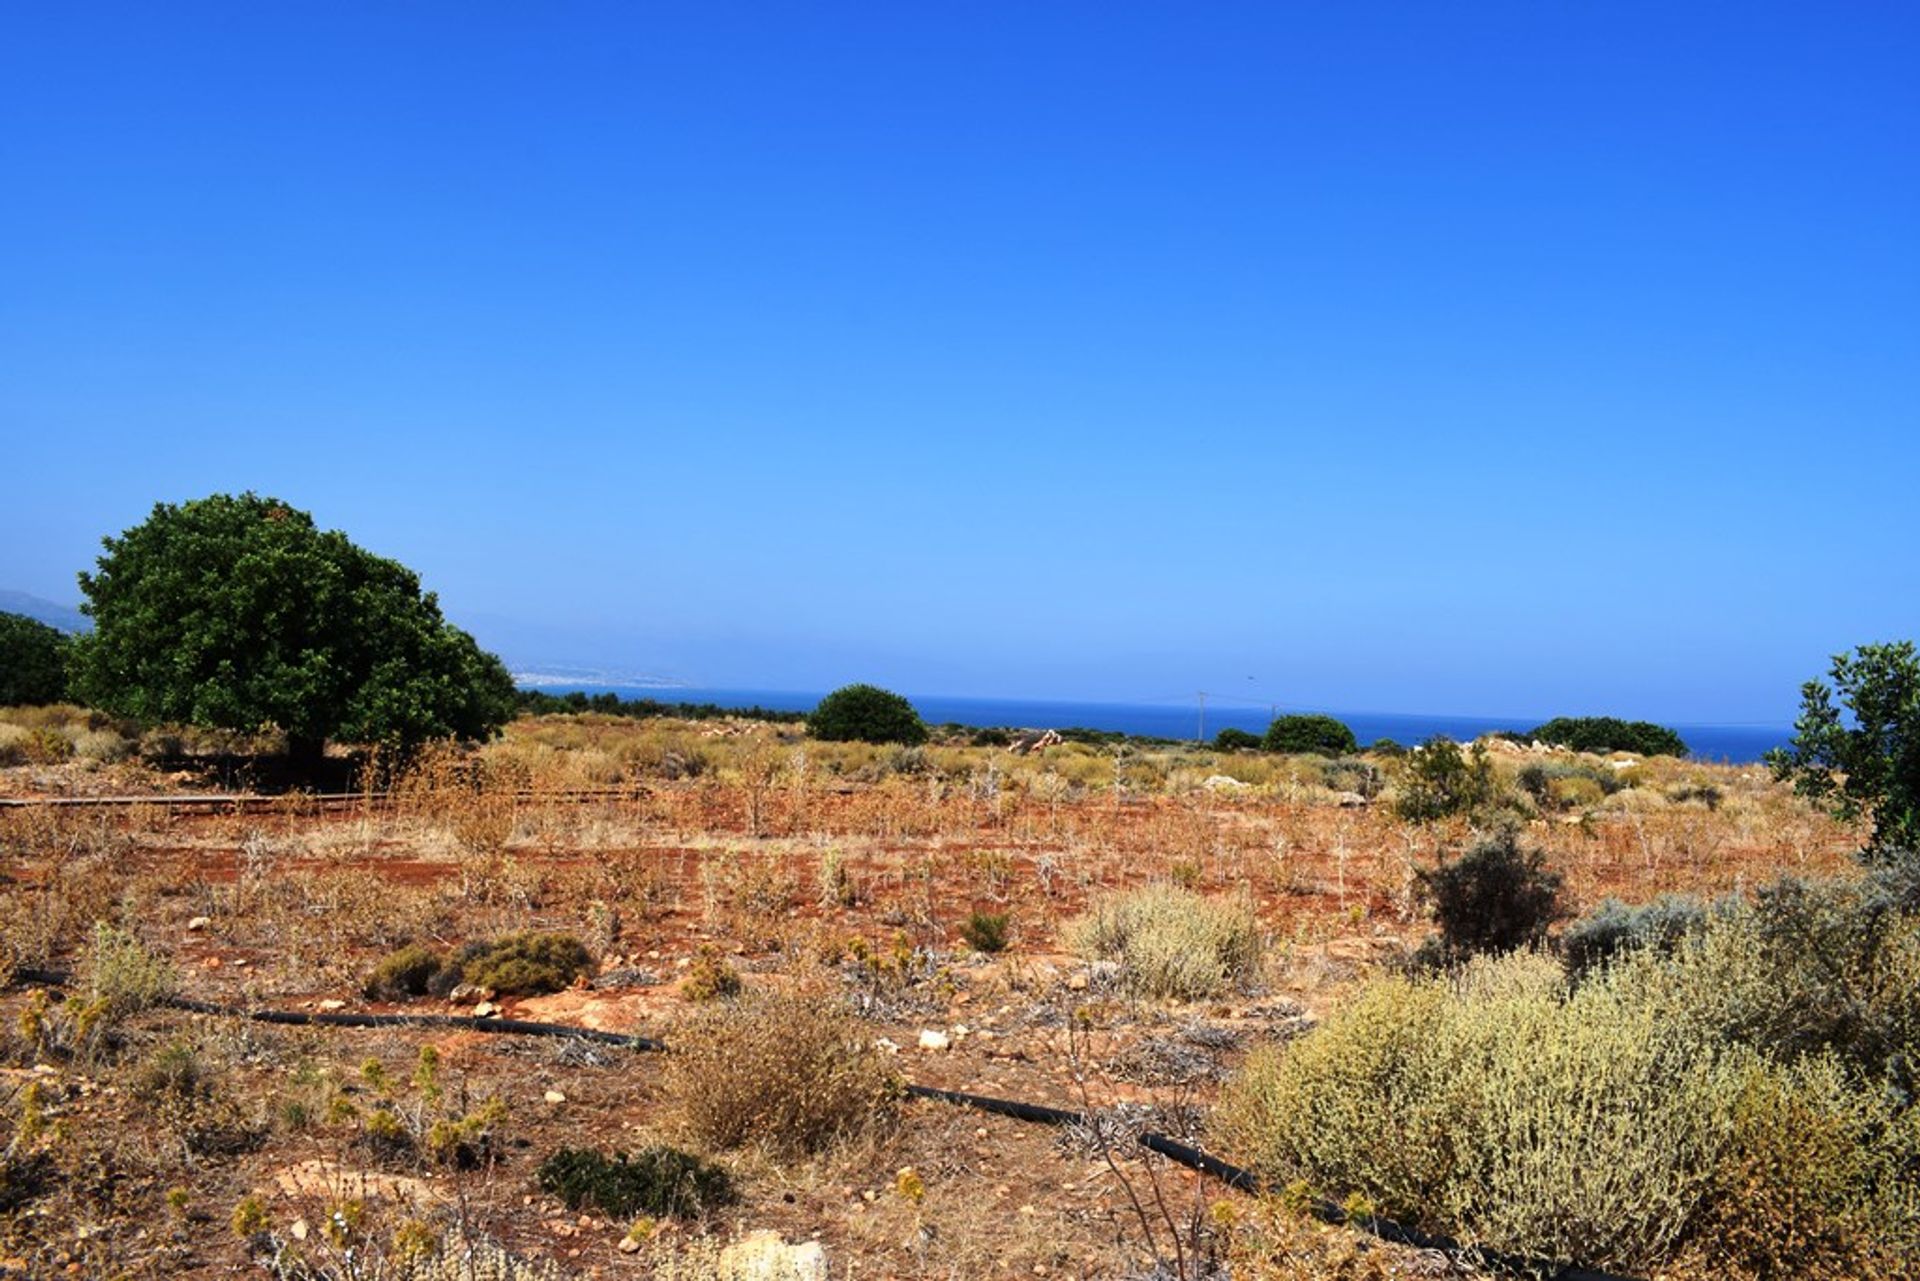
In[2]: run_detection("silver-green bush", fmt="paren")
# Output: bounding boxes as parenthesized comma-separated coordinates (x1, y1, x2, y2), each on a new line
(1217, 892, 1920, 1276)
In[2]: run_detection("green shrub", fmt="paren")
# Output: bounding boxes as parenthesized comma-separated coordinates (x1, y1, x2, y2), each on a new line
(1262, 714, 1358, 757)
(536, 1145, 734, 1219)
(449, 932, 591, 996)
(1392, 736, 1500, 822)
(679, 945, 742, 1002)
(959, 909, 1010, 954)
(1526, 716, 1689, 758)
(1212, 727, 1261, 752)
(369, 933, 592, 1000)
(1323, 757, 1382, 799)
(1416, 828, 1564, 962)
(364, 944, 446, 1000)
(806, 684, 927, 745)
(1071, 884, 1262, 1000)
(1517, 759, 1623, 810)
(0, 613, 68, 706)
(666, 989, 898, 1153)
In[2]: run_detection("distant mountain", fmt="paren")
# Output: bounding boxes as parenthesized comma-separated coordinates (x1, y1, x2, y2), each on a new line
(0, 590, 90, 633)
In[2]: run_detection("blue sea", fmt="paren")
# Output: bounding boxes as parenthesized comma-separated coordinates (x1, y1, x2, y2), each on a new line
(523, 684, 1791, 765)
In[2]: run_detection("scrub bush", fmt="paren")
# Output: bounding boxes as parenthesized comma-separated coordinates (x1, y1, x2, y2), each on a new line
(1218, 869, 1920, 1276)
(666, 989, 898, 1153)
(1071, 884, 1262, 999)
(1416, 828, 1565, 962)
(451, 932, 591, 996)
(362, 932, 591, 1000)
(1220, 954, 1754, 1271)
(536, 1145, 734, 1219)
(1392, 737, 1500, 822)
(1560, 893, 1708, 981)
(1212, 727, 1262, 752)
(363, 945, 445, 1000)
(959, 909, 1011, 954)
(679, 944, 743, 1002)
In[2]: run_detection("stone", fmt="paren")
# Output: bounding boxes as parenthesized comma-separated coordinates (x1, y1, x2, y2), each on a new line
(917, 1029, 950, 1052)
(317, 999, 346, 1011)
(544, 1089, 566, 1104)
(717, 1229, 828, 1281)
(186, 916, 210, 931)
(473, 1001, 499, 1018)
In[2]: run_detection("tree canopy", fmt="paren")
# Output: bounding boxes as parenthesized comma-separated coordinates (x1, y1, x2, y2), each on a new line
(1262, 713, 1358, 757)
(1526, 716, 1688, 758)
(806, 683, 927, 745)
(70, 493, 516, 759)
(1768, 641, 1920, 862)
(0, 611, 69, 706)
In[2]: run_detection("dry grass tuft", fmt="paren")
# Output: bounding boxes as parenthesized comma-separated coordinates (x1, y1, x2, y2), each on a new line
(666, 987, 899, 1154)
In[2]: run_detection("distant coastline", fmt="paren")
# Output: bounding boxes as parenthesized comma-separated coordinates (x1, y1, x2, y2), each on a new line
(521, 682, 1792, 765)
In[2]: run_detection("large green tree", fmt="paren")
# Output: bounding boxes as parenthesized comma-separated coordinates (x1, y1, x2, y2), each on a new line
(0, 611, 69, 705)
(70, 493, 516, 763)
(1768, 641, 1920, 862)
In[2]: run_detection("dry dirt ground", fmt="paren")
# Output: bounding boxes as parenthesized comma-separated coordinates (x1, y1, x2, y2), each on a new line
(0, 716, 1859, 1279)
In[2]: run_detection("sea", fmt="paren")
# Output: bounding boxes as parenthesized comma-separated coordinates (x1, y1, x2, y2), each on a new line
(522, 684, 1791, 765)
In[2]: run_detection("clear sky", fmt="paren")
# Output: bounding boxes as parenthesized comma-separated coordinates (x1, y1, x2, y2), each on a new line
(3, 3, 1915, 723)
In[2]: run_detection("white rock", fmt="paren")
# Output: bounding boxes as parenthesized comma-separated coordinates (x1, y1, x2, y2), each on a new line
(317, 999, 346, 1011)
(186, 916, 210, 931)
(718, 1229, 828, 1281)
(473, 1001, 499, 1018)
(544, 1089, 566, 1104)
(873, 1037, 900, 1055)
(917, 1029, 951, 1052)
(289, 1218, 309, 1241)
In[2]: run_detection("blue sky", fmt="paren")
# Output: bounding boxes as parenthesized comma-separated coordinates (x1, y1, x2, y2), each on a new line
(2, 3, 1915, 723)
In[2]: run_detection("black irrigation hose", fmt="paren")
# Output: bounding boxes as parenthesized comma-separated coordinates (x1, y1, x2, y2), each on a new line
(7, 968, 1638, 1280)
(903, 1082, 1081, 1127)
